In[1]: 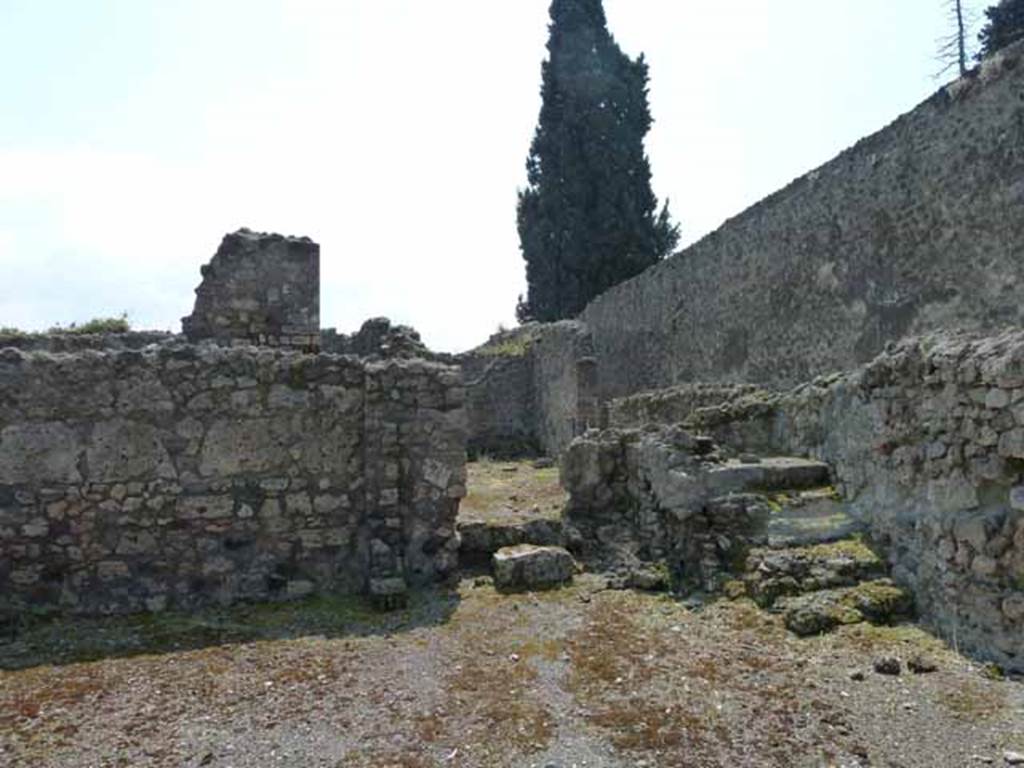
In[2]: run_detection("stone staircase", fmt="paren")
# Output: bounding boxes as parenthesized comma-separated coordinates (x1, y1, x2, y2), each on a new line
(694, 455, 914, 636)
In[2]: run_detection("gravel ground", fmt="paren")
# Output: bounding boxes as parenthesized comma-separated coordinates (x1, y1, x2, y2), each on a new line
(2, 575, 1022, 768)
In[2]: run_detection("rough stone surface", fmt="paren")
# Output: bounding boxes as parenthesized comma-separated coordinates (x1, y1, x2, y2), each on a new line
(0, 344, 465, 617)
(459, 322, 599, 458)
(492, 544, 575, 591)
(321, 317, 431, 360)
(182, 228, 320, 350)
(578, 42, 1024, 398)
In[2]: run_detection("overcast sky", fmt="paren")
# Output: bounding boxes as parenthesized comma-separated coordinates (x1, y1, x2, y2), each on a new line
(0, 0, 986, 351)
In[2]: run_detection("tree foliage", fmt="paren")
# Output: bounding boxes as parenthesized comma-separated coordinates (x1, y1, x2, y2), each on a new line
(516, 0, 679, 323)
(979, 0, 1024, 57)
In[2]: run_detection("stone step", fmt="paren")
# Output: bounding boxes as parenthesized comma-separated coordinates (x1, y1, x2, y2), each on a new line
(458, 518, 565, 564)
(705, 456, 831, 494)
(736, 537, 886, 607)
(762, 488, 863, 548)
(775, 579, 914, 636)
(704, 487, 862, 549)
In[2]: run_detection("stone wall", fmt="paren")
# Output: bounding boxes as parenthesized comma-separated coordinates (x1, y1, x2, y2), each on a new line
(182, 229, 321, 351)
(580, 42, 1024, 398)
(460, 321, 600, 458)
(0, 343, 465, 619)
(0, 331, 177, 354)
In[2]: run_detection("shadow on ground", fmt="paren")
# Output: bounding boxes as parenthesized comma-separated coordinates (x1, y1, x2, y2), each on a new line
(0, 586, 461, 671)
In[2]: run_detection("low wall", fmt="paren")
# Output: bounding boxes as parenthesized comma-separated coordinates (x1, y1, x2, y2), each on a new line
(0, 343, 465, 618)
(580, 42, 1024, 398)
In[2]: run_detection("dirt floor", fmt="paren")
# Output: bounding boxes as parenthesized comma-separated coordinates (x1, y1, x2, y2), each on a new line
(2, 461, 1023, 768)
(459, 459, 566, 526)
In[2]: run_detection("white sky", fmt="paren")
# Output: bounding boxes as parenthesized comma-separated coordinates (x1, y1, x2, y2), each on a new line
(0, 0, 985, 351)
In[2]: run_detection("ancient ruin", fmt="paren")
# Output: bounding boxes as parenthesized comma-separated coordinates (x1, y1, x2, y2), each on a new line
(2, 36, 1024, 768)
(0, 229, 466, 620)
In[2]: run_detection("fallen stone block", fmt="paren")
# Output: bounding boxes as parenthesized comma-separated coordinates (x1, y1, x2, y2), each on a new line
(493, 544, 575, 591)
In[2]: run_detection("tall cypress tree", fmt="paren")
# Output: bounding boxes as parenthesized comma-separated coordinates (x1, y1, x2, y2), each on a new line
(516, 0, 679, 323)
(978, 0, 1024, 57)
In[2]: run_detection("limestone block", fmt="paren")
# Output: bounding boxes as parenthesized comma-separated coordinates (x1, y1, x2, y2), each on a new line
(177, 495, 234, 520)
(953, 515, 990, 552)
(200, 418, 285, 476)
(999, 428, 1024, 459)
(986, 389, 1011, 409)
(87, 419, 176, 482)
(493, 544, 575, 591)
(0, 422, 82, 484)
(1003, 594, 1024, 623)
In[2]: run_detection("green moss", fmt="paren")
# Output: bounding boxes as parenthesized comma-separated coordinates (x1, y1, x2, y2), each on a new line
(794, 535, 882, 565)
(838, 580, 913, 623)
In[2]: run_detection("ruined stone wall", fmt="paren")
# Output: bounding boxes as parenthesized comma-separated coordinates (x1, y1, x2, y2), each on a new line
(0, 344, 465, 618)
(806, 332, 1024, 670)
(460, 322, 600, 458)
(0, 331, 177, 354)
(600, 330, 1024, 669)
(531, 321, 600, 457)
(580, 43, 1024, 398)
(182, 229, 320, 350)
(460, 345, 538, 459)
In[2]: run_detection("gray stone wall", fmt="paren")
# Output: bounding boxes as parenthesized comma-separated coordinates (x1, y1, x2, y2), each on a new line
(580, 42, 1024, 398)
(182, 229, 321, 350)
(460, 321, 599, 458)
(460, 347, 538, 458)
(0, 344, 465, 618)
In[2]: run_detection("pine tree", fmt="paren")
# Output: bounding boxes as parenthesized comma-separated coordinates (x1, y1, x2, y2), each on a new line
(516, 0, 679, 323)
(979, 0, 1024, 57)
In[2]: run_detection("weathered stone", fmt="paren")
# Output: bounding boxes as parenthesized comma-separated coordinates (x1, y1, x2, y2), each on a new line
(986, 389, 1011, 409)
(182, 229, 320, 350)
(86, 419, 176, 482)
(0, 423, 82, 484)
(998, 428, 1024, 459)
(873, 657, 901, 676)
(0, 341, 465, 619)
(1002, 594, 1024, 622)
(492, 545, 575, 591)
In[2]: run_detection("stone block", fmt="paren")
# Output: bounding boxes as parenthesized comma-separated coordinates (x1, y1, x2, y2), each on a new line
(1011, 486, 1024, 512)
(492, 544, 575, 591)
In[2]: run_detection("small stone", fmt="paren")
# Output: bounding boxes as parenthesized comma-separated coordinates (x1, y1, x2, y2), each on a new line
(1005, 752, 1024, 766)
(986, 389, 1011, 409)
(849, 669, 866, 681)
(1010, 486, 1024, 512)
(907, 654, 938, 674)
(873, 656, 901, 676)
(1002, 594, 1024, 622)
